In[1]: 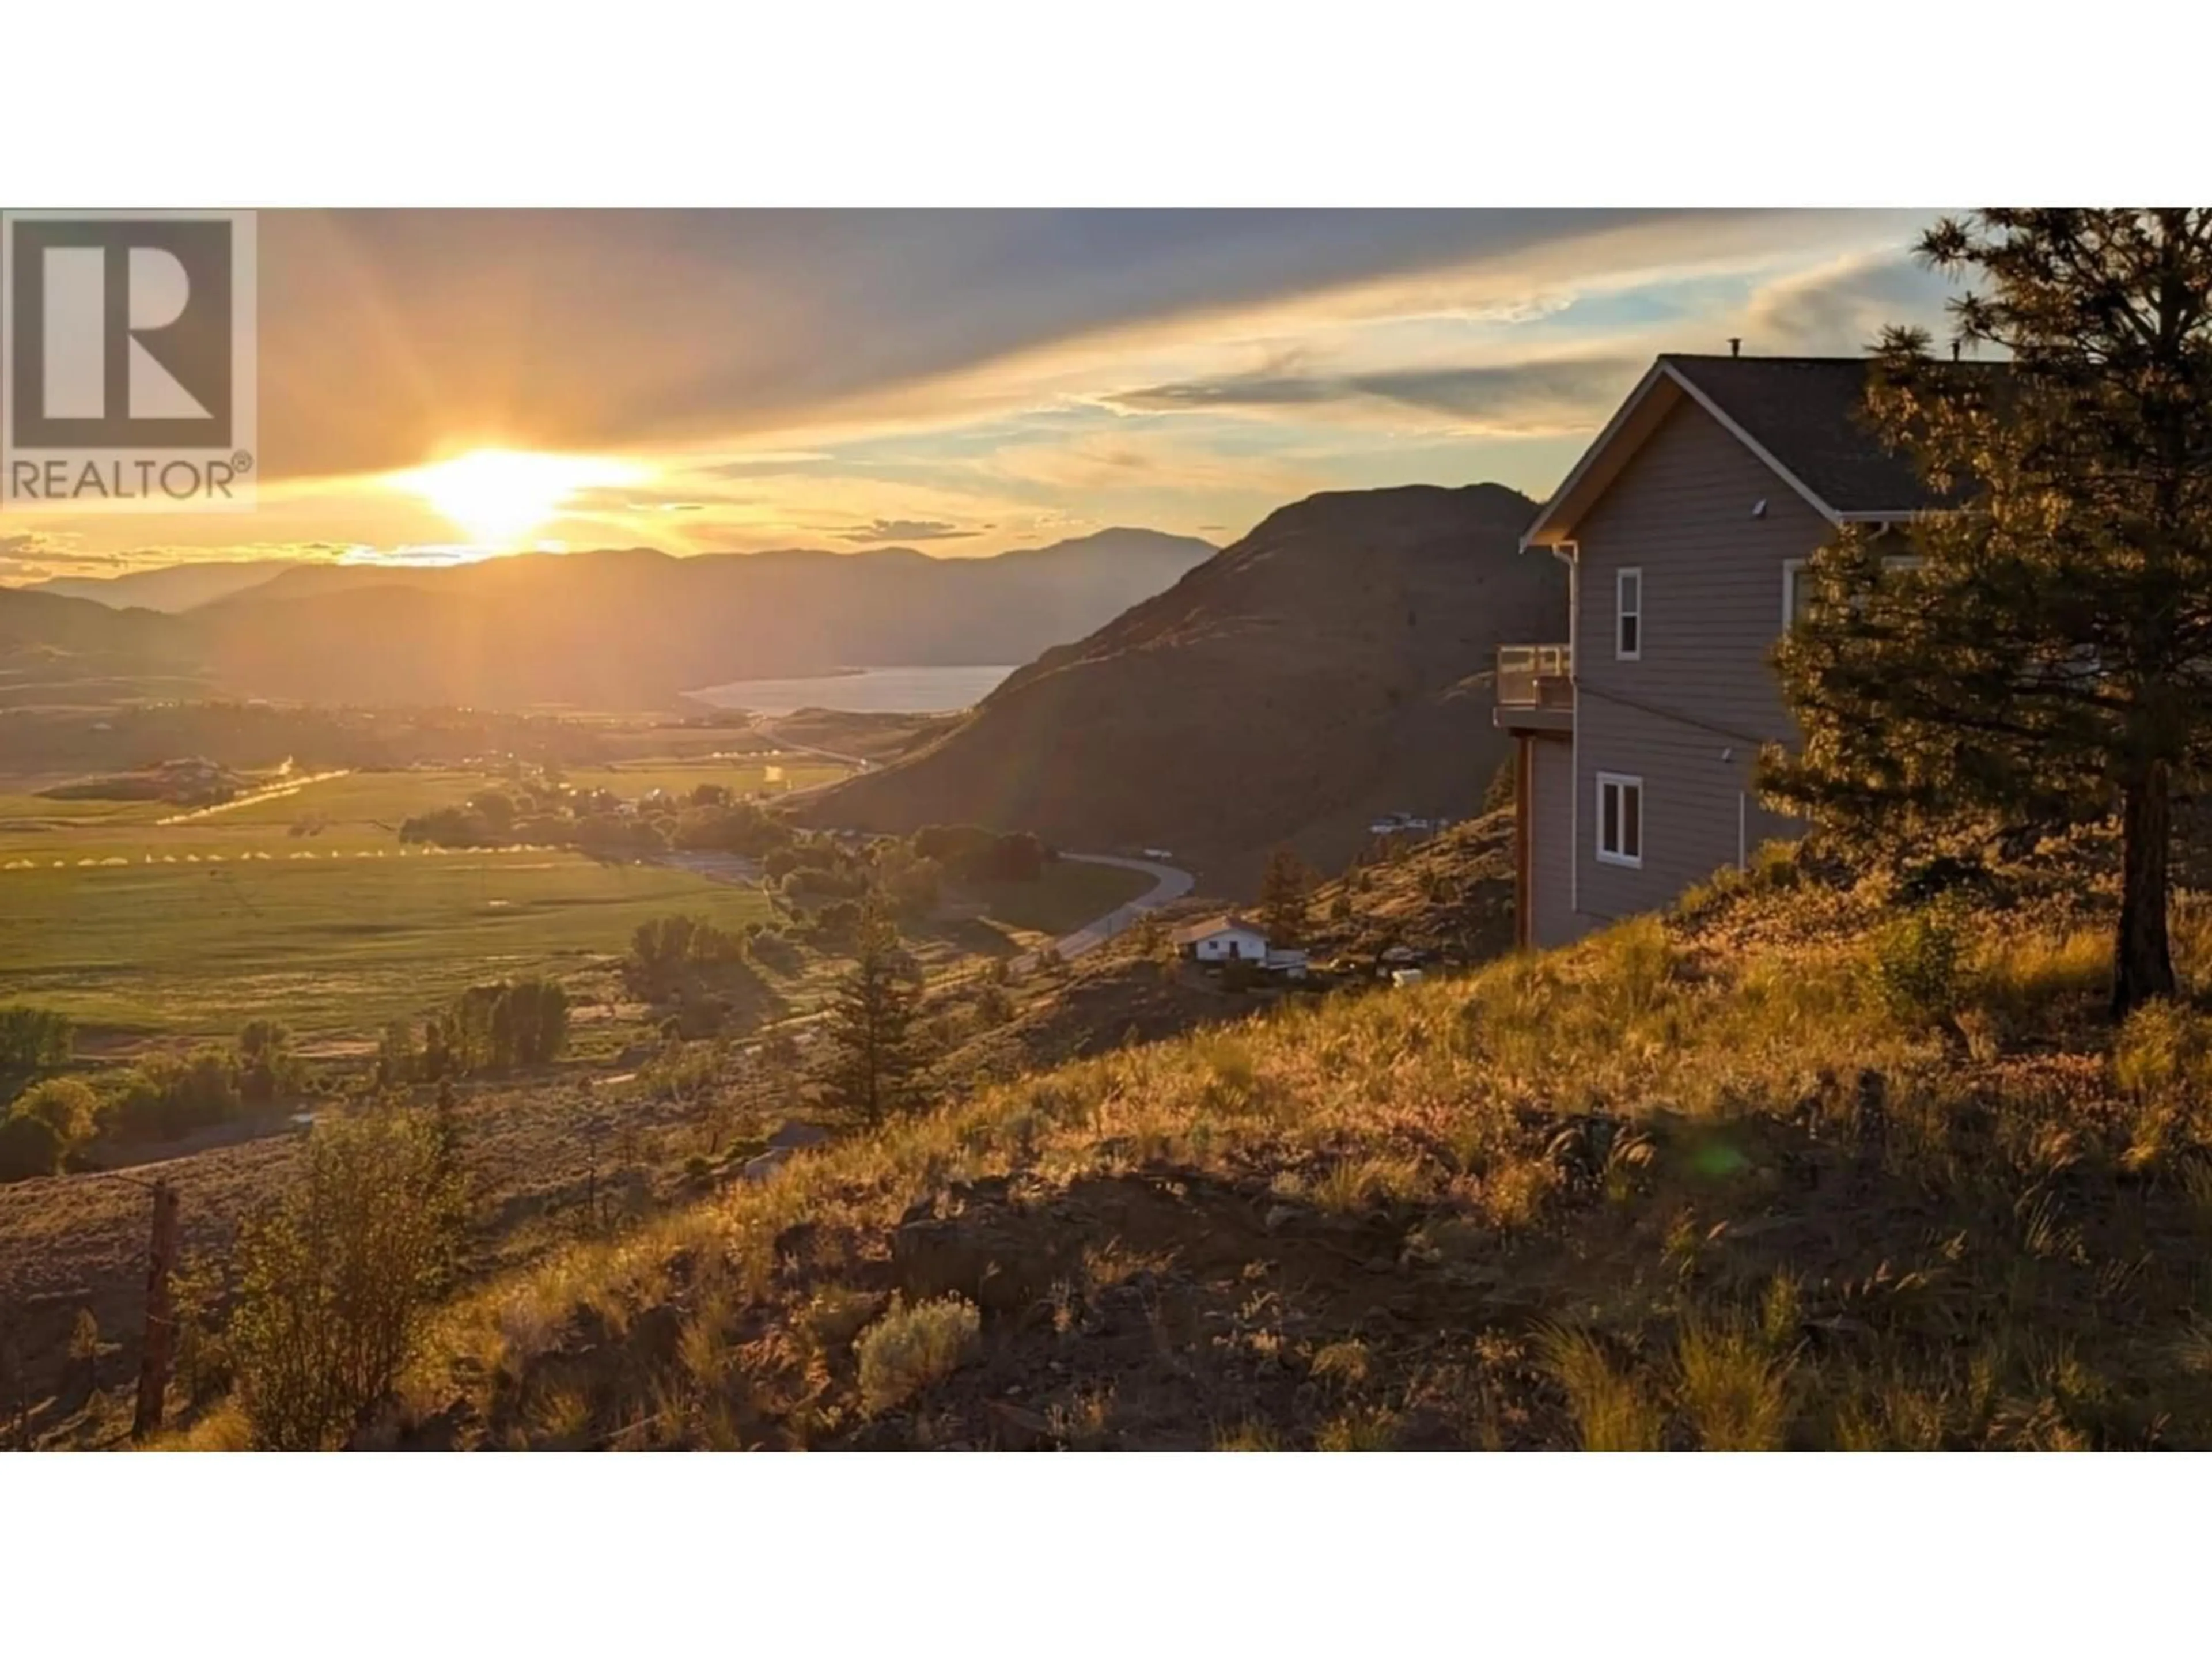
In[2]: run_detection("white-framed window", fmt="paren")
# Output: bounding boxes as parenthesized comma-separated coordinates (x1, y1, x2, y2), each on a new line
(1616, 567, 1642, 660)
(1596, 771, 1643, 868)
(1782, 559, 1811, 629)
(1788, 554, 1922, 630)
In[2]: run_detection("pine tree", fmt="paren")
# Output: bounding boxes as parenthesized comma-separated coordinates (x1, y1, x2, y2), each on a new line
(1259, 844, 1313, 947)
(1763, 210, 2212, 1015)
(822, 903, 923, 1126)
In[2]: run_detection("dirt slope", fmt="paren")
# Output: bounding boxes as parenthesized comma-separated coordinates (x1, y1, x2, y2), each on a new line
(794, 484, 1562, 891)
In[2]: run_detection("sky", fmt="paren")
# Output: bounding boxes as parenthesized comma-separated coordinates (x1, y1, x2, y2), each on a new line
(0, 209, 1963, 582)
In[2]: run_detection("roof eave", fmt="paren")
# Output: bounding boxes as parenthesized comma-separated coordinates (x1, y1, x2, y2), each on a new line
(1522, 357, 1898, 551)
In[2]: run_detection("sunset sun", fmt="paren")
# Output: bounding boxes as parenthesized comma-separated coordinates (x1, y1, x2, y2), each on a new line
(390, 448, 645, 547)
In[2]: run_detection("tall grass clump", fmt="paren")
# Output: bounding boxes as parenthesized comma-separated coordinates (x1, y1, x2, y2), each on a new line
(2111, 1000, 2212, 1171)
(2113, 998, 2212, 1107)
(855, 1294, 982, 1415)
(1588, 916, 1676, 1021)
(1973, 926, 2108, 1028)
(1540, 1326, 1664, 1450)
(1674, 1318, 1794, 1450)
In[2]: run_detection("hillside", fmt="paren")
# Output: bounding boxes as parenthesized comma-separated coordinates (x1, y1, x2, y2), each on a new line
(793, 484, 1564, 889)
(1, 531, 1215, 711)
(931, 814, 1520, 1092)
(0, 589, 210, 711)
(28, 559, 306, 613)
(1302, 809, 1517, 968)
(160, 828, 2212, 1451)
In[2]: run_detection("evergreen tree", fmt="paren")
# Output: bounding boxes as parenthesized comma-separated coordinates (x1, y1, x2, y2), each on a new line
(1763, 209, 2212, 1014)
(1259, 844, 1313, 947)
(822, 903, 923, 1126)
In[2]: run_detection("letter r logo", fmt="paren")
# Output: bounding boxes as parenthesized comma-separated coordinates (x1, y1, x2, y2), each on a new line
(7, 217, 235, 448)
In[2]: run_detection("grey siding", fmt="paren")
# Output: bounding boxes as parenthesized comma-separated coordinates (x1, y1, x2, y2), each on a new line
(1528, 734, 1578, 948)
(1567, 397, 1822, 933)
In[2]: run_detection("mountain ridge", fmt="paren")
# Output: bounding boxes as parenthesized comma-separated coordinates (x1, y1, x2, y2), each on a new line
(794, 482, 1563, 889)
(6, 528, 1219, 709)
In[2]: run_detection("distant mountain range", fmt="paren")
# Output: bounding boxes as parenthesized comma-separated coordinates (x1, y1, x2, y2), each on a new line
(28, 559, 316, 613)
(795, 483, 1565, 889)
(2, 529, 1217, 709)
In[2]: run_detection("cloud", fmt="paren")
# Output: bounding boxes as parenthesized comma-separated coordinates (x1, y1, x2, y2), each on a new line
(249, 209, 1805, 482)
(1104, 354, 1647, 435)
(1740, 251, 1960, 354)
(834, 517, 981, 544)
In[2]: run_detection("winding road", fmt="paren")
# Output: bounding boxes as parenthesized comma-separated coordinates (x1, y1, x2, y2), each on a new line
(1012, 852, 1195, 971)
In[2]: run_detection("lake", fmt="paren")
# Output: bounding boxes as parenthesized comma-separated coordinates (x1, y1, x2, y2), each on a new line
(684, 664, 1016, 715)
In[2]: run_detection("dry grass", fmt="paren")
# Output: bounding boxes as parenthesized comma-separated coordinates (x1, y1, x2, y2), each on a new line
(1541, 1327, 1665, 1451)
(145, 837, 2212, 1451)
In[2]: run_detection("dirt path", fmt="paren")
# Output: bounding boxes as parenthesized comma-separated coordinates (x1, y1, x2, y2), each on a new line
(156, 769, 351, 825)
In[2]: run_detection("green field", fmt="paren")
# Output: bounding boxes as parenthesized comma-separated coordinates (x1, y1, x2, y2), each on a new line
(0, 762, 840, 1039)
(0, 849, 777, 1039)
(0, 759, 1159, 1045)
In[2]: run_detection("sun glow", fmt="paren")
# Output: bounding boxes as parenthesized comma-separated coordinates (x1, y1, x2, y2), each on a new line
(389, 449, 646, 547)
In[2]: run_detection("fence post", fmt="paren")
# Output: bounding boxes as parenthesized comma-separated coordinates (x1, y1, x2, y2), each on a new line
(131, 1180, 181, 1442)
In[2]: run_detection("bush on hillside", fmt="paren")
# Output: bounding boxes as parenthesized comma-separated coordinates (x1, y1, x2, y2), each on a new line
(230, 1107, 467, 1449)
(107, 1049, 246, 1142)
(855, 1294, 982, 1415)
(9, 1077, 100, 1149)
(1871, 903, 1966, 1026)
(0, 1111, 64, 1183)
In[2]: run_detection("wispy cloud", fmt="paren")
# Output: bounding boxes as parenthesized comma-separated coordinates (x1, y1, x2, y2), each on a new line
(1104, 354, 1646, 435)
(834, 517, 983, 544)
(1739, 249, 1959, 354)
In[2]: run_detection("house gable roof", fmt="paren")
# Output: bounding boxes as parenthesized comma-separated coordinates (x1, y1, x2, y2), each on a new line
(1521, 354, 1964, 551)
(1170, 914, 1266, 945)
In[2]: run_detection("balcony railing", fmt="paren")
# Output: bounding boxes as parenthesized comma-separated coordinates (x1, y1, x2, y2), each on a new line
(1496, 643, 1573, 709)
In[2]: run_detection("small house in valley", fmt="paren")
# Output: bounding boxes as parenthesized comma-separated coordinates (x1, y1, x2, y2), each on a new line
(1172, 914, 1309, 979)
(1172, 914, 1270, 963)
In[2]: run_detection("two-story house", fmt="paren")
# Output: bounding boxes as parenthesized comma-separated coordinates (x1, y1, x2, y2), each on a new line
(1497, 353, 1950, 949)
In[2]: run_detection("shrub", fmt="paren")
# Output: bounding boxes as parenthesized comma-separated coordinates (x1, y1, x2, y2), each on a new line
(0, 1111, 64, 1183)
(237, 1019, 302, 1105)
(2113, 999, 2212, 1109)
(626, 914, 747, 999)
(0, 1005, 72, 1076)
(230, 1107, 467, 1449)
(854, 1294, 981, 1415)
(107, 1048, 243, 1141)
(10, 1076, 100, 1147)
(1871, 903, 1966, 1025)
(433, 977, 570, 1075)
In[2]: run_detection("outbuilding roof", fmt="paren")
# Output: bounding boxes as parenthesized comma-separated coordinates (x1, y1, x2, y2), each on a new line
(1170, 914, 1266, 945)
